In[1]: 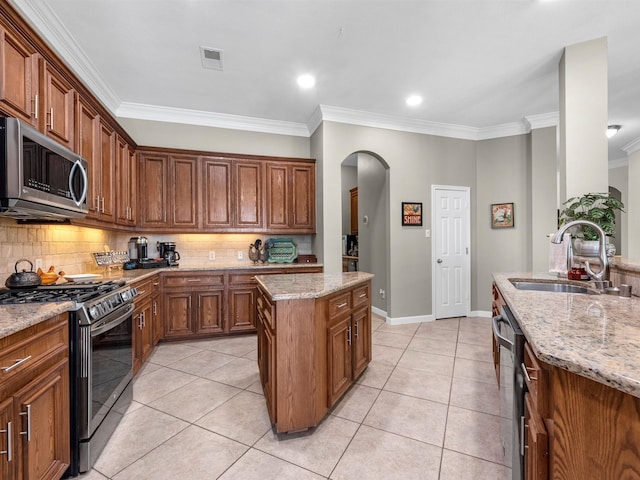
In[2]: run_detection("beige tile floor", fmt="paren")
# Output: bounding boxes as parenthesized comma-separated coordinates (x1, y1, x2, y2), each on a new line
(77, 314, 511, 480)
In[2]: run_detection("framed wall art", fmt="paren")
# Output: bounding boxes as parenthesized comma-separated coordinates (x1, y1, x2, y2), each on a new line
(402, 202, 423, 226)
(491, 202, 514, 228)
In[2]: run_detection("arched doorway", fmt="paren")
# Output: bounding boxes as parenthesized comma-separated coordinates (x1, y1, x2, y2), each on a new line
(340, 151, 390, 317)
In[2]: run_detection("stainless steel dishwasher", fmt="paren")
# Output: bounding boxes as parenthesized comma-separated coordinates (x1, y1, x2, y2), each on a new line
(492, 304, 525, 480)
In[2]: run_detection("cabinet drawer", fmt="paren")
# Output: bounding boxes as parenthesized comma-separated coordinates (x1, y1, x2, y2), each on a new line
(328, 292, 351, 320)
(256, 290, 275, 330)
(352, 284, 370, 309)
(163, 274, 225, 287)
(228, 272, 258, 285)
(523, 342, 546, 412)
(0, 315, 68, 387)
(131, 275, 159, 302)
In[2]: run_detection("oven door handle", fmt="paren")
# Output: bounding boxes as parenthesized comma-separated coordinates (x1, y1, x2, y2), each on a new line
(492, 314, 514, 351)
(91, 304, 134, 337)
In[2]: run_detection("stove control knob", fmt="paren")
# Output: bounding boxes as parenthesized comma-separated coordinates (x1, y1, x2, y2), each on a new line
(89, 306, 100, 319)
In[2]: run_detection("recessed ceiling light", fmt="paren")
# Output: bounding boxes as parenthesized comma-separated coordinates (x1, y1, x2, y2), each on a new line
(297, 74, 316, 89)
(406, 95, 423, 107)
(607, 125, 621, 138)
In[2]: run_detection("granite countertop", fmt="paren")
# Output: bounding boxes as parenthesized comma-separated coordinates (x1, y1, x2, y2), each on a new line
(0, 301, 75, 340)
(0, 263, 322, 341)
(493, 272, 640, 399)
(256, 271, 374, 300)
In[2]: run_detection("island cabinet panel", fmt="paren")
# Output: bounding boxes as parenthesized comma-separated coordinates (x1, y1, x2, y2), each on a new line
(0, 23, 38, 125)
(256, 278, 371, 433)
(0, 314, 70, 480)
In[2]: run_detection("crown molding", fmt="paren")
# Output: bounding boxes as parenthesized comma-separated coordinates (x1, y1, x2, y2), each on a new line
(622, 136, 640, 155)
(8, 0, 122, 113)
(523, 112, 559, 131)
(117, 103, 311, 137)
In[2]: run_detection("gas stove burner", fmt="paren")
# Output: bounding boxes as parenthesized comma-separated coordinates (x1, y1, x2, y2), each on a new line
(0, 280, 127, 305)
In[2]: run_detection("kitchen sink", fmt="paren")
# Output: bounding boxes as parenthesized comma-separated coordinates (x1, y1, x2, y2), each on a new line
(510, 280, 594, 294)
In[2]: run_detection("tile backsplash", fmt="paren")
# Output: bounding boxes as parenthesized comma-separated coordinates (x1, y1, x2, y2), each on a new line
(0, 218, 314, 282)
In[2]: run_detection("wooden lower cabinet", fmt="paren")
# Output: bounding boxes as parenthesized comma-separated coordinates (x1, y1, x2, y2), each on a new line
(228, 286, 256, 333)
(256, 279, 371, 433)
(0, 314, 70, 480)
(491, 282, 506, 385)
(132, 275, 161, 373)
(524, 393, 548, 480)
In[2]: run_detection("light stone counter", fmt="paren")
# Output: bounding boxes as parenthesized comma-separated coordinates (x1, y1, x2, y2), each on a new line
(0, 301, 75, 340)
(0, 263, 323, 341)
(493, 272, 640, 398)
(256, 271, 374, 300)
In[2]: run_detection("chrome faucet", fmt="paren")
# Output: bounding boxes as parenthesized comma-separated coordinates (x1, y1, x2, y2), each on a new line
(551, 220, 609, 283)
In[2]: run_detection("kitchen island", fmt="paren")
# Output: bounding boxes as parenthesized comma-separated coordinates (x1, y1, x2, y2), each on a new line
(254, 271, 373, 433)
(493, 272, 640, 480)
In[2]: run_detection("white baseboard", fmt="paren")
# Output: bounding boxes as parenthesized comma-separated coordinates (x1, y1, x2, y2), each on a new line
(385, 313, 435, 325)
(471, 310, 493, 318)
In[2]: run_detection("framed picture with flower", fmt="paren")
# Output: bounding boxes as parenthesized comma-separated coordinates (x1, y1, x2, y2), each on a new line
(491, 202, 514, 228)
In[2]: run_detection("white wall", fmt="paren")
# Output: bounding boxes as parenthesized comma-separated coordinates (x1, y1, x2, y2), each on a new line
(609, 164, 628, 257)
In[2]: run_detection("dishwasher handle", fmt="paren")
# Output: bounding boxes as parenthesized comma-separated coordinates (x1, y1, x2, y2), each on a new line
(492, 314, 514, 351)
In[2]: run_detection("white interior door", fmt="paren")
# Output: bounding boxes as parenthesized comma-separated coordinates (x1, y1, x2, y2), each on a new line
(432, 186, 470, 319)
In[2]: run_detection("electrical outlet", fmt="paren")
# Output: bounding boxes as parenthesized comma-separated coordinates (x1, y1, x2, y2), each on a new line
(237, 250, 244, 260)
(379, 289, 386, 299)
(208, 251, 216, 261)
(35, 258, 43, 270)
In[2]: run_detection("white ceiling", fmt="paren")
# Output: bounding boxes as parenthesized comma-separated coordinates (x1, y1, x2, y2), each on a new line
(10, 0, 640, 161)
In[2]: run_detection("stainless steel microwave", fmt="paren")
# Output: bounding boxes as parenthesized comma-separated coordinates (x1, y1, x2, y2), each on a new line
(0, 117, 88, 220)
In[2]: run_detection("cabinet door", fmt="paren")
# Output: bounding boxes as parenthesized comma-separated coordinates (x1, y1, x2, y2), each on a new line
(139, 153, 168, 228)
(170, 155, 199, 228)
(195, 290, 224, 335)
(96, 119, 115, 221)
(134, 299, 154, 373)
(291, 163, 315, 231)
(228, 287, 257, 333)
(163, 292, 194, 339)
(0, 25, 38, 125)
(350, 187, 358, 235)
(115, 136, 136, 226)
(327, 316, 352, 407)
(234, 161, 263, 229)
(257, 316, 276, 423)
(15, 360, 70, 480)
(524, 393, 549, 480)
(352, 307, 371, 378)
(0, 397, 15, 480)
(76, 98, 99, 218)
(152, 293, 162, 345)
(40, 60, 74, 149)
(265, 163, 288, 230)
(202, 157, 233, 229)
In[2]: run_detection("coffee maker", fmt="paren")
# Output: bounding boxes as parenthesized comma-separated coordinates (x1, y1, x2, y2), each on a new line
(157, 241, 180, 266)
(128, 236, 149, 263)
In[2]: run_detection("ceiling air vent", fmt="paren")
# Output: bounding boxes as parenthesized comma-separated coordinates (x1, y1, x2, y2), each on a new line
(200, 46, 223, 70)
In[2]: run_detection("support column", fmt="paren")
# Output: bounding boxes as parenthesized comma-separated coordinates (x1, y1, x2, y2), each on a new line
(559, 37, 609, 200)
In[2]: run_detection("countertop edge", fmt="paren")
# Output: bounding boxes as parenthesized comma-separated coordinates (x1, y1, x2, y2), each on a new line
(493, 272, 640, 399)
(256, 272, 374, 300)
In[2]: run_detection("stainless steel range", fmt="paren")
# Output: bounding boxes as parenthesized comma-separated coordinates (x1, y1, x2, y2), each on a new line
(0, 280, 137, 476)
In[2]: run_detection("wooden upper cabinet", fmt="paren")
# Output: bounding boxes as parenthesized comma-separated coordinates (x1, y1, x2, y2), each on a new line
(96, 119, 115, 221)
(170, 155, 199, 229)
(76, 97, 99, 218)
(266, 161, 315, 233)
(139, 152, 168, 228)
(39, 59, 75, 149)
(116, 135, 137, 226)
(0, 24, 38, 125)
(350, 187, 358, 235)
(235, 160, 263, 230)
(202, 157, 233, 229)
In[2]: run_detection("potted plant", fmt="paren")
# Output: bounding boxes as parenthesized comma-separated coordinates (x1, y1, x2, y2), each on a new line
(558, 192, 625, 256)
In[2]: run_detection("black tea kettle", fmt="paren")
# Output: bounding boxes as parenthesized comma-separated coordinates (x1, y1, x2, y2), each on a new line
(5, 259, 42, 289)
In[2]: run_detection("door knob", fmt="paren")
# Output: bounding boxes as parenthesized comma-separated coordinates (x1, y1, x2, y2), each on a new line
(437, 259, 443, 263)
